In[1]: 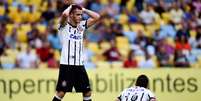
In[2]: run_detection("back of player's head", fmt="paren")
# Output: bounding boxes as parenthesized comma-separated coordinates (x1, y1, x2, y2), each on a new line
(135, 75, 149, 88)
(69, 4, 82, 14)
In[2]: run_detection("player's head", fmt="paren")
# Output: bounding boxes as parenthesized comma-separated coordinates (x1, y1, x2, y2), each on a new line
(135, 75, 149, 88)
(69, 4, 83, 23)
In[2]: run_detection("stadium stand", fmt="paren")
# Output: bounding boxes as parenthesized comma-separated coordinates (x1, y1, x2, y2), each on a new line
(0, 0, 201, 69)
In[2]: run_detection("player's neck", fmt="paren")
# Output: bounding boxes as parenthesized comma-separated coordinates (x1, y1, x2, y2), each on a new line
(68, 20, 78, 28)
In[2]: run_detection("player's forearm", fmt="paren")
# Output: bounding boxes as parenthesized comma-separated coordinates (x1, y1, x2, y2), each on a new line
(60, 5, 72, 25)
(83, 8, 100, 21)
(62, 5, 72, 17)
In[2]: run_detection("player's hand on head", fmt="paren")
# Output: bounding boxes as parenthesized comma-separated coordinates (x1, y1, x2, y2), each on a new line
(64, 0, 73, 5)
(82, 7, 86, 11)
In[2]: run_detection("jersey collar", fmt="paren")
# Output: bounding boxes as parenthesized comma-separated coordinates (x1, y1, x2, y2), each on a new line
(67, 22, 77, 28)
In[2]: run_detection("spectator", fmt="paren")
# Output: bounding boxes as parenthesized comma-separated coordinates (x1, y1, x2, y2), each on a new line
(192, 0, 201, 14)
(154, 0, 166, 17)
(134, 30, 148, 48)
(1, 0, 201, 68)
(102, 0, 120, 17)
(36, 41, 51, 62)
(174, 50, 190, 67)
(139, 4, 157, 25)
(123, 50, 137, 68)
(103, 40, 122, 62)
(0, 23, 6, 55)
(41, 1, 56, 25)
(5, 27, 17, 49)
(86, 26, 102, 42)
(48, 29, 61, 50)
(156, 46, 172, 67)
(138, 51, 155, 68)
(146, 38, 155, 56)
(16, 46, 38, 69)
(0, 50, 16, 69)
(195, 26, 201, 49)
(47, 49, 59, 68)
(175, 35, 191, 55)
(84, 47, 96, 70)
(157, 38, 175, 56)
(134, 0, 144, 12)
(90, 0, 103, 13)
(27, 23, 40, 47)
(169, 2, 184, 24)
(176, 22, 191, 40)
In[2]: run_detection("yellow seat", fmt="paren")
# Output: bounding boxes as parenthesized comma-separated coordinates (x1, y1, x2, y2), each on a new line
(126, 0, 135, 12)
(115, 0, 121, 4)
(21, 24, 31, 33)
(135, 55, 145, 64)
(190, 30, 196, 39)
(27, 11, 41, 23)
(151, 55, 159, 67)
(17, 30, 27, 42)
(118, 14, 128, 25)
(100, 41, 111, 52)
(131, 24, 145, 32)
(54, 50, 61, 61)
(116, 37, 130, 58)
(122, 24, 130, 32)
(8, 10, 23, 23)
(37, 24, 46, 33)
(119, 49, 129, 60)
(145, 24, 158, 37)
(116, 37, 129, 49)
(0, 6, 5, 15)
(38, 62, 48, 69)
(166, 37, 175, 47)
(8, 6, 17, 13)
(87, 42, 100, 54)
(6, 24, 14, 35)
(161, 12, 171, 24)
(7, 0, 13, 4)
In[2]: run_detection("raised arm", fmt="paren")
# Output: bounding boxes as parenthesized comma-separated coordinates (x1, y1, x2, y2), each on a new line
(82, 8, 100, 28)
(60, 5, 72, 26)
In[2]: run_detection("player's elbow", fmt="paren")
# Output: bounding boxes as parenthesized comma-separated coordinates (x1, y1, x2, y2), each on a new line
(94, 14, 101, 21)
(62, 12, 69, 18)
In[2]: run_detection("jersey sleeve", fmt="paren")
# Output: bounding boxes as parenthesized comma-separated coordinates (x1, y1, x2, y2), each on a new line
(117, 88, 128, 101)
(147, 90, 156, 101)
(58, 24, 65, 31)
(80, 20, 88, 29)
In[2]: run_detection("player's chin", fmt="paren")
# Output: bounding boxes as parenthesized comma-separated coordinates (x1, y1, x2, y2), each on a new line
(76, 20, 81, 23)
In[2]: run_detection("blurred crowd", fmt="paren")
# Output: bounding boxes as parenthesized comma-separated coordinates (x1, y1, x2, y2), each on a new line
(0, 0, 201, 69)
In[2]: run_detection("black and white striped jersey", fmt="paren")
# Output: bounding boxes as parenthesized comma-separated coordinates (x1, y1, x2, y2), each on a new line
(58, 20, 87, 66)
(117, 86, 156, 101)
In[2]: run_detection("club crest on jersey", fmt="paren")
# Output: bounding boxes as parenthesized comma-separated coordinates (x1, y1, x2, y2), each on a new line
(77, 25, 84, 32)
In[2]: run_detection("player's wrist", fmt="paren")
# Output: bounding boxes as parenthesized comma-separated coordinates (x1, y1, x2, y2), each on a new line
(82, 8, 86, 12)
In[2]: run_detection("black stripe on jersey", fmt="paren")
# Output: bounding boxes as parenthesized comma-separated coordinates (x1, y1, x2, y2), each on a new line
(140, 93, 144, 101)
(68, 22, 77, 28)
(117, 95, 121, 101)
(68, 40, 70, 65)
(79, 41, 81, 65)
(148, 94, 151, 100)
(74, 41, 76, 65)
(85, 20, 88, 29)
(69, 26, 71, 32)
(74, 29, 76, 34)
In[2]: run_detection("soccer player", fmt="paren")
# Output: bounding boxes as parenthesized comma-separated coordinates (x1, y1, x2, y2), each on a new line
(116, 75, 156, 101)
(52, 4, 100, 101)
